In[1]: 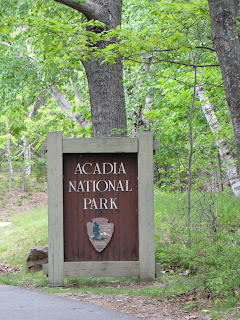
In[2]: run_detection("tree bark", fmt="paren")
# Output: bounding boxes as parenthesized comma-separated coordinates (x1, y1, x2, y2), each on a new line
(142, 57, 153, 130)
(53, 0, 127, 137)
(197, 85, 240, 197)
(6, 120, 13, 197)
(82, 58, 126, 137)
(187, 67, 197, 249)
(207, 0, 240, 170)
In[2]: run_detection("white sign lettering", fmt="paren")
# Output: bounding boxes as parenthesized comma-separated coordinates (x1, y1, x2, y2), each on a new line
(69, 179, 132, 193)
(83, 198, 118, 210)
(69, 160, 133, 212)
(74, 162, 126, 175)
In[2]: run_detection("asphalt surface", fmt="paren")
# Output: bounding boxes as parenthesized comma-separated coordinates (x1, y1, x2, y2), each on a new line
(0, 284, 142, 320)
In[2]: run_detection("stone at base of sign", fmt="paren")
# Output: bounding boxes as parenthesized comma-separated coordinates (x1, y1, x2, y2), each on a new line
(86, 218, 114, 252)
(26, 246, 48, 272)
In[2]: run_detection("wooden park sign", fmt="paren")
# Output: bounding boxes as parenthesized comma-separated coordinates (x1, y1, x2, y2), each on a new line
(45, 132, 156, 285)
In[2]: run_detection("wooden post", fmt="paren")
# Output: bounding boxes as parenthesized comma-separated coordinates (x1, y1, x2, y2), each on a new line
(47, 132, 64, 285)
(137, 131, 155, 281)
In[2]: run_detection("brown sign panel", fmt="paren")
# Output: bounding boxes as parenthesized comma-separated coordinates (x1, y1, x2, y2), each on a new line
(63, 153, 138, 262)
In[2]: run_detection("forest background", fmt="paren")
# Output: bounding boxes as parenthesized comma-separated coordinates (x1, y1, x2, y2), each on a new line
(1, 0, 240, 317)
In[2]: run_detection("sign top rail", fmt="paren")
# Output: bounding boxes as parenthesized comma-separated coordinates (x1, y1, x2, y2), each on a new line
(42, 135, 159, 153)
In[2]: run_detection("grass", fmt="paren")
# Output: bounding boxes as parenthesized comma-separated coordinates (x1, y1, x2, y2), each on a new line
(0, 207, 48, 266)
(0, 271, 49, 287)
(40, 274, 200, 297)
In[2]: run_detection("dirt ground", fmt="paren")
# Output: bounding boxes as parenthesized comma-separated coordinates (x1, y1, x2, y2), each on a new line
(0, 190, 48, 221)
(57, 289, 213, 320)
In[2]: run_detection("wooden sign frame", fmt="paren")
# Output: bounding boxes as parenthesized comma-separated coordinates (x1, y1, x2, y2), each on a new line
(46, 132, 156, 285)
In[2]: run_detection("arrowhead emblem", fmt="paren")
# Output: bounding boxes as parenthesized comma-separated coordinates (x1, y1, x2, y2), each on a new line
(86, 218, 114, 252)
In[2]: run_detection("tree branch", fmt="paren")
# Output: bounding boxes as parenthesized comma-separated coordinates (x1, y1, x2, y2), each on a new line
(69, 77, 85, 103)
(50, 84, 90, 128)
(0, 41, 11, 47)
(154, 58, 219, 68)
(125, 56, 219, 68)
(153, 46, 215, 53)
(53, 0, 107, 22)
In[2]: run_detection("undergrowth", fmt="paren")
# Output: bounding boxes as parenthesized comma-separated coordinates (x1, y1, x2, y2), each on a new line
(0, 187, 240, 318)
(154, 188, 240, 304)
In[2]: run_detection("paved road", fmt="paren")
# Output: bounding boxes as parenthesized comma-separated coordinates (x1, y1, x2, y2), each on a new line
(0, 284, 142, 320)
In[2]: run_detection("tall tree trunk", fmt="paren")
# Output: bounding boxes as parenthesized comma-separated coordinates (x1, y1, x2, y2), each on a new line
(217, 152, 224, 192)
(21, 135, 32, 193)
(207, 0, 240, 170)
(197, 85, 240, 197)
(54, 0, 127, 137)
(187, 67, 197, 249)
(0, 152, 3, 170)
(142, 57, 153, 130)
(6, 121, 13, 197)
(82, 58, 127, 137)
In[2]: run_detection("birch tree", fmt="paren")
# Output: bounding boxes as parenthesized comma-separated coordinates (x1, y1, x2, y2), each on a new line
(197, 86, 240, 197)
